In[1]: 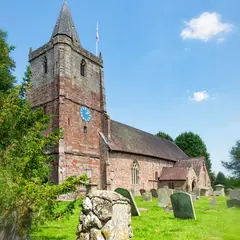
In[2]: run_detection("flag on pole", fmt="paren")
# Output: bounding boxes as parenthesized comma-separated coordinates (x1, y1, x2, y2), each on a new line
(96, 22, 99, 41)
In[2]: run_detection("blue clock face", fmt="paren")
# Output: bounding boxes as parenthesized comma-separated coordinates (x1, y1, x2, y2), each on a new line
(80, 106, 91, 122)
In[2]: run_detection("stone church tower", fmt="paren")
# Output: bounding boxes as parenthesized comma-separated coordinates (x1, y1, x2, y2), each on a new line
(29, 2, 107, 185)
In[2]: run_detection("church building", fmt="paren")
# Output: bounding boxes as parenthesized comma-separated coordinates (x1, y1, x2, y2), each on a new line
(28, 2, 211, 195)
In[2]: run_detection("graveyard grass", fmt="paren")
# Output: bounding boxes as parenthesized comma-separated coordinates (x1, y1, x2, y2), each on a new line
(31, 196, 240, 240)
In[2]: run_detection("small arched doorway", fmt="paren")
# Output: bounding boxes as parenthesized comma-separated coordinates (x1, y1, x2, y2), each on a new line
(192, 180, 196, 191)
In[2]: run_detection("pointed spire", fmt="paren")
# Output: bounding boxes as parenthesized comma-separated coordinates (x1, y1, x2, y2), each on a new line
(51, 1, 81, 45)
(99, 52, 103, 62)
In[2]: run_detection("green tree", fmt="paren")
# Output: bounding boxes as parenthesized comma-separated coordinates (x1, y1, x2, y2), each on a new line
(156, 131, 174, 142)
(222, 140, 240, 178)
(175, 131, 212, 173)
(215, 172, 226, 186)
(0, 30, 16, 92)
(0, 67, 88, 238)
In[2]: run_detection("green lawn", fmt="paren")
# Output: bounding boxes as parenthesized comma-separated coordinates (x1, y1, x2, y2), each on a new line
(31, 196, 240, 240)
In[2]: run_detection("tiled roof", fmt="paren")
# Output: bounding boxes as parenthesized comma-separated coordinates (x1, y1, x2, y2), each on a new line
(51, 2, 80, 44)
(174, 157, 205, 176)
(159, 167, 188, 180)
(108, 120, 188, 161)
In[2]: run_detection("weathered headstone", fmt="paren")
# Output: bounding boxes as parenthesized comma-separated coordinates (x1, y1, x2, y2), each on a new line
(115, 188, 140, 216)
(210, 193, 217, 205)
(76, 190, 133, 240)
(194, 187, 200, 200)
(142, 192, 152, 202)
(150, 189, 158, 198)
(190, 192, 196, 202)
(170, 192, 196, 220)
(227, 198, 240, 208)
(229, 189, 240, 200)
(139, 189, 146, 196)
(200, 188, 207, 196)
(158, 188, 173, 207)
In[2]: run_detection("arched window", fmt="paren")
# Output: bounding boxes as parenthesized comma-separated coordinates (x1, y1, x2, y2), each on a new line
(155, 171, 158, 180)
(80, 59, 86, 76)
(132, 161, 139, 184)
(43, 56, 48, 73)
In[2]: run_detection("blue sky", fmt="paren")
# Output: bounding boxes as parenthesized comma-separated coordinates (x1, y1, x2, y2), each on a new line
(1, 0, 240, 176)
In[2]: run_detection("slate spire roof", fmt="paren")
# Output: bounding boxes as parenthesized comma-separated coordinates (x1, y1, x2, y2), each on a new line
(51, 1, 81, 44)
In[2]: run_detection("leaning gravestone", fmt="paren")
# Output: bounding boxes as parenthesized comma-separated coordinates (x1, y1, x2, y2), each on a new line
(158, 188, 173, 207)
(76, 190, 133, 240)
(139, 189, 146, 196)
(115, 188, 140, 216)
(227, 198, 240, 208)
(150, 189, 158, 198)
(170, 192, 196, 220)
(142, 192, 152, 202)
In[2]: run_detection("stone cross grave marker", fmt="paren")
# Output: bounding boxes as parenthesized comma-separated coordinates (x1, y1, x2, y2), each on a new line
(150, 189, 158, 198)
(142, 192, 152, 202)
(115, 188, 140, 216)
(229, 189, 240, 200)
(170, 192, 196, 220)
(210, 192, 217, 205)
(158, 188, 173, 207)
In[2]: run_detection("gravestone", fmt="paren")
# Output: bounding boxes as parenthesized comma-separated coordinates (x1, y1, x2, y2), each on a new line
(227, 198, 240, 208)
(142, 192, 152, 202)
(150, 189, 158, 198)
(76, 190, 133, 240)
(194, 187, 200, 200)
(158, 188, 173, 207)
(229, 189, 240, 200)
(190, 192, 196, 202)
(170, 192, 196, 220)
(139, 189, 146, 196)
(210, 193, 217, 205)
(200, 188, 207, 196)
(115, 188, 140, 216)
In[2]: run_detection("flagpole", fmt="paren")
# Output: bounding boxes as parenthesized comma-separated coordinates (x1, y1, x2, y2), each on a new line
(96, 38, 98, 56)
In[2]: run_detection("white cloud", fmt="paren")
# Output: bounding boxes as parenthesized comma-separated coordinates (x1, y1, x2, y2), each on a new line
(181, 12, 233, 42)
(217, 37, 225, 43)
(190, 91, 209, 102)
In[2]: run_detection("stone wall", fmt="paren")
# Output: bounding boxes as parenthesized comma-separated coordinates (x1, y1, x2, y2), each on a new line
(76, 190, 133, 240)
(108, 152, 174, 195)
(29, 34, 106, 185)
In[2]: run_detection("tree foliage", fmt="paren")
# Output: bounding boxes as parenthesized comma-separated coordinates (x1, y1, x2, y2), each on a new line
(155, 131, 174, 142)
(215, 172, 226, 186)
(0, 30, 16, 92)
(222, 140, 240, 178)
(175, 132, 212, 172)
(0, 35, 88, 237)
